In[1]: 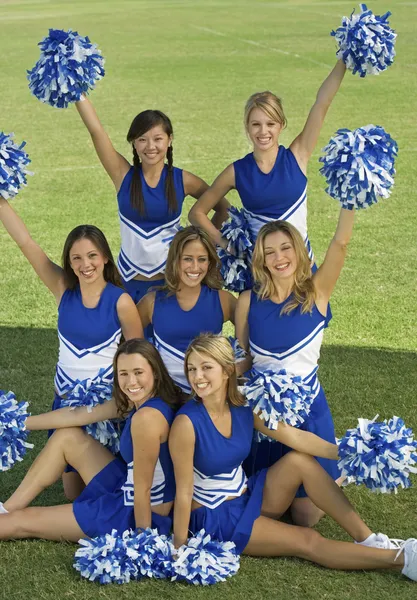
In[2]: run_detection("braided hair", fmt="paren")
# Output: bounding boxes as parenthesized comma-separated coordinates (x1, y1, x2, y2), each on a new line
(127, 110, 177, 217)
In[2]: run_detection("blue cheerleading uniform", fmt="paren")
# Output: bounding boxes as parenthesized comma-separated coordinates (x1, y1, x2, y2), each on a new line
(244, 292, 339, 496)
(117, 164, 185, 302)
(234, 147, 313, 260)
(51, 283, 125, 457)
(152, 285, 224, 393)
(178, 399, 267, 554)
(73, 397, 176, 537)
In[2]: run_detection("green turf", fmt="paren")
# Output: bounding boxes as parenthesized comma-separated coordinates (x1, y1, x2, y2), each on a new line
(0, 0, 416, 598)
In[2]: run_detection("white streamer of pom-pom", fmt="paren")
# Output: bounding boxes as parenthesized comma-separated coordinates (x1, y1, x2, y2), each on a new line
(0, 132, 32, 200)
(0, 390, 33, 471)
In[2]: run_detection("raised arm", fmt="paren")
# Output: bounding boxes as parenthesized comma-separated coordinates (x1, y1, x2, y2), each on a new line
(136, 291, 155, 330)
(290, 60, 347, 173)
(253, 414, 338, 460)
(235, 290, 253, 375)
(188, 164, 235, 248)
(313, 207, 355, 313)
(131, 407, 168, 530)
(169, 414, 196, 548)
(26, 397, 119, 431)
(0, 198, 66, 302)
(116, 293, 144, 339)
(75, 95, 130, 190)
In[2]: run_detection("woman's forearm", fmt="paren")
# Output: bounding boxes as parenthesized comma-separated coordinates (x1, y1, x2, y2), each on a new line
(134, 492, 152, 530)
(316, 60, 346, 109)
(173, 493, 193, 548)
(26, 400, 117, 431)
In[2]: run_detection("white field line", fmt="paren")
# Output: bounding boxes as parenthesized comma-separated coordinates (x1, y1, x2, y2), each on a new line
(191, 25, 332, 68)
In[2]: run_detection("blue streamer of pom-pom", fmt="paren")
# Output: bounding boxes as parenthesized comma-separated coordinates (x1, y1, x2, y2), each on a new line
(0, 132, 32, 200)
(59, 371, 119, 453)
(319, 124, 398, 209)
(243, 369, 314, 441)
(0, 390, 34, 471)
(218, 249, 253, 293)
(221, 206, 254, 258)
(228, 337, 248, 363)
(331, 4, 396, 77)
(171, 529, 240, 585)
(27, 29, 105, 108)
(338, 416, 417, 493)
(74, 528, 172, 584)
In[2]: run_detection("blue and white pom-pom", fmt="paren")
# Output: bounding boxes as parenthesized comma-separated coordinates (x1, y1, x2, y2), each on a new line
(218, 249, 253, 293)
(0, 132, 32, 200)
(171, 529, 240, 586)
(243, 369, 313, 441)
(319, 125, 398, 210)
(74, 528, 172, 584)
(27, 29, 105, 108)
(85, 420, 120, 454)
(331, 4, 396, 77)
(0, 390, 33, 471)
(228, 337, 248, 363)
(220, 206, 254, 258)
(338, 416, 417, 493)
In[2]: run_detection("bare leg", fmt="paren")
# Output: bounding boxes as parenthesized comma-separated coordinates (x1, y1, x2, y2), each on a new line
(244, 517, 404, 571)
(291, 475, 346, 528)
(261, 451, 372, 542)
(4, 427, 114, 512)
(0, 504, 85, 542)
(62, 472, 86, 501)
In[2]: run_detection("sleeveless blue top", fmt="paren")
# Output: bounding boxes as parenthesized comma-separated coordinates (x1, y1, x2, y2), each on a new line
(248, 291, 326, 400)
(153, 285, 224, 393)
(55, 283, 125, 396)
(117, 165, 185, 280)
(120, 397, 176, 505)
(234, 147, 312, 259)
(178, 399, 253, 508)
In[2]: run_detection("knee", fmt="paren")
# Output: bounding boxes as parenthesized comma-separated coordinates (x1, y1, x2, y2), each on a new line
(291, 500, 324, 528)
(50, 427, 89, 448)
(296, 527, 324, 560)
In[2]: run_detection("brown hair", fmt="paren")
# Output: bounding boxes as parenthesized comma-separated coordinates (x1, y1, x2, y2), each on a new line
(127, 110, 176, 217)
(184, 334, 246, 407)
(251, 220, 315, 315)
(244, 91, 287, 131)
(113, 338, 185, 418)
(163, 226, 223, 294)
(62, 225, 122, 290)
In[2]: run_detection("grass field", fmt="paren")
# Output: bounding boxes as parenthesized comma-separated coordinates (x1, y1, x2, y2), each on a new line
(0, 0, 416, 598)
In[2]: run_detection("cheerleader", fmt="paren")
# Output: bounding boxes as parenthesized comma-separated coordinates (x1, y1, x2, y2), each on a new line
(188, 60, 346, 261)
(138, 226, 236, 393)
(0, 197, 143, 499)
(0, 339, 183, 540)
(169, 335, 416, 581)
(75, 97, 229, 304)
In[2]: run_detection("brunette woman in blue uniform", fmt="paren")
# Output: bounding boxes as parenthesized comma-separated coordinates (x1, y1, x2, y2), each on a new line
(138, 226, 236, 393)
(75, 97, 229, 306)
(0, 339, 183, 540)
(0, 198, 143, 499)
(169, 335, 416, 581)
(188, 60, 346, 261)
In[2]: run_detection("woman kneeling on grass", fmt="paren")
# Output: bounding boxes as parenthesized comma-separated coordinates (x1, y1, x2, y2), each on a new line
(0, 339, 184, 541)
(169, 334, 417, 581)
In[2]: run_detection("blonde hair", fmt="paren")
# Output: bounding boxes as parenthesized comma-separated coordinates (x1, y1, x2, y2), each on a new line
(184, 334, 246, 407)
(163, 226, 223, 294)
(244, 91, 287, 131)
(252, 221, 316, 315)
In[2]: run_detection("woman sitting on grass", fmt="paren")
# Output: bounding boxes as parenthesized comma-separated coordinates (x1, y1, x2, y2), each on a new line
(169, 334, 416, 581)
(0, 339, 184, 541)
(0, 197, 143, 499)
(138, 226, 236, 393)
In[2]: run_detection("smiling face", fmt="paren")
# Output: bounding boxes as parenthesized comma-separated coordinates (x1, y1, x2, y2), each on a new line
(263, 230, 297, 281)
(117, 352, 155, 408)
(69, 238, 108, 284)
(133, 125, 171, 167)
(178, 239, 210, 289)
(246, 107, 282, 152)
(186, 350, 228, 400)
